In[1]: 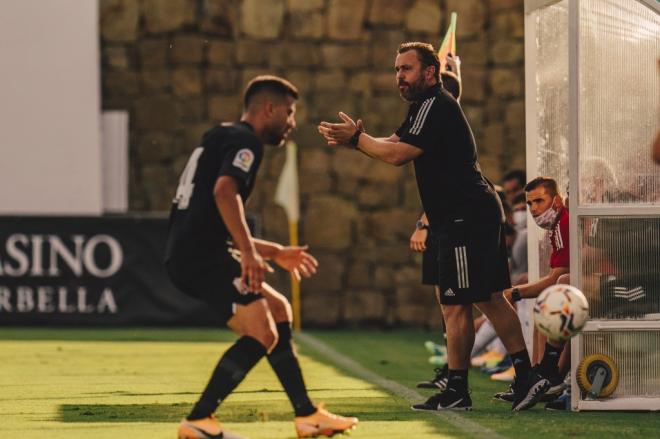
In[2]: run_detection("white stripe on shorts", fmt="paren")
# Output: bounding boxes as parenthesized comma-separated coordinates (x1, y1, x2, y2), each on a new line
(455, 246, 470, 289)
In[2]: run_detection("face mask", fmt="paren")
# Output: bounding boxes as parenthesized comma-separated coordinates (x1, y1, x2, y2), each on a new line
(513, 211, 527, 229)
(533, 205, 559, 230)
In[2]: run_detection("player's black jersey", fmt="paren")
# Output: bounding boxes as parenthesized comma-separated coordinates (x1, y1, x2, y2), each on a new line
(395, 84, 503, 226)
(165, 122, 263, 265)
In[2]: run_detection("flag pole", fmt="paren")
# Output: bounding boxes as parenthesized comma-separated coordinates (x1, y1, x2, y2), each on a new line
(289, 220, 302, 332)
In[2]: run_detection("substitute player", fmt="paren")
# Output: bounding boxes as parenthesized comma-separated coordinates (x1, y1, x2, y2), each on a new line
(318, 43, 549, 411)
(166, 75, 357, 439)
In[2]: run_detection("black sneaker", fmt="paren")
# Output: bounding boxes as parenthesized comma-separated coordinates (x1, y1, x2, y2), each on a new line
(511, 371, 551, 411)
(493, 382, 516, 402)
(416, 365, 449, 390)
(411, 388, 472, 411)
(544, 391, 570, 411)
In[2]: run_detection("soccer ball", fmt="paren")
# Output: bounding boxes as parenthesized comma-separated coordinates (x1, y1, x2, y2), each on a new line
(533, 284, 589, 341)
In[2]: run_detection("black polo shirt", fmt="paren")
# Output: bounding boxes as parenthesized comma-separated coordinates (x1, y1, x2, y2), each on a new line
(165, 121, 263, 266)
(395, 84, 503, 226)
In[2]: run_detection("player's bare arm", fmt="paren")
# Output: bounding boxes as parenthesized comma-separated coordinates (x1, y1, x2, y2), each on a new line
(318, 112, 422, 166)
(214, 175, 268, 291)
(503, 266, 570, 302)
(252, 239, 318, 280)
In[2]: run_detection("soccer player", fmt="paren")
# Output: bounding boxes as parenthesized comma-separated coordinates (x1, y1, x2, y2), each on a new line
(166, 75, 358, 439)
(318, 42, 549, 411)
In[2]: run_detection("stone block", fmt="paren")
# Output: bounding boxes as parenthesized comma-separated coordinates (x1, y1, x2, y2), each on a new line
(142, 163, 178, 211)
(491, 11, 524, 39)
(134, 95, 180, 130)
(286, 70, 313, 94)
(269, 42, 321, 68)
(336, 176, 360, 196)
(301, 290, 343, 326)
(201, 0, 238, 36)
(103, 71, 139, 96)
(446, 0, 486, 38)
(366, 208, 418, 242)
(143, 0, 196, 33)
(332, 148, 371, 180)
(348, 71, 372, 95)
(482, 123, 505, 156)
(302, 253, 346, 292)
(208, 94, 242, 122)
(374, 265, 394, 289)
(288, 9, 324, 39)
(490, 41, 524, 66)
(241, 0, 285, 39)
(405, 0, 442, 34)
(311, 92, 356, 121)
(313, 70, 346, 92)
(173, 98, 205, 123)
(365, 160, 404, 184)
(171, 36, 206, 64)
(299, 147, 331, 174)
(327, 0, 367, 41)
(505, 100, 525, 133)
(287, 0, 323, 11)
(488, 0, 523, 11)
(489, 68, 523, 98)
(100, 0, 139, 42)
(299, 171, 333, 195)
(135, 131, 180, 162)
(370, 30, 405, 67)
(171, 68, 202, 97)
(344, 290, 386, 322)
(347, 261, 372, 289)
(372, 72, 395, 92)
(460, 68, 487, 103)
(459, 39, 489, 67)
(235, 41, 270, 66)
(303, 196, 357, 250)
(104, 46, 130, 70)
(207, 40, 234, 66)
(403, 178, 421, 210)
(140, 69, 170, 93)
(368, 0, 408, 25)
(321, 44, 369, 69)
(362, 96, 407, 132)
(139, 39, 169, 68)
(357, 183, 398, 208)
(205, 69, 240, 94)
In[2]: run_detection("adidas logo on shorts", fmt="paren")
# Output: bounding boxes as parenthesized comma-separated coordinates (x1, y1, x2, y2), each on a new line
(444, 288, 455, 297)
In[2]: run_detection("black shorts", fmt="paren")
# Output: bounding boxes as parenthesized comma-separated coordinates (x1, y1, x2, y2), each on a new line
(422, 233, 439, 285)
(432, 218, 511, 305)
(166, 253, 263, 325)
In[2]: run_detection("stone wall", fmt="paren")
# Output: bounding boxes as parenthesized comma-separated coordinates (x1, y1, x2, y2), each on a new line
(100, 0, 525, 328)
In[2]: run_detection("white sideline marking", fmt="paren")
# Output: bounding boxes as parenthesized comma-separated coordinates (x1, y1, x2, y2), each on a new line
(298, 332, 507, 439)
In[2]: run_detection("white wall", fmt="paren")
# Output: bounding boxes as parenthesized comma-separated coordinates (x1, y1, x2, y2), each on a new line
(0, 0, 101, 215)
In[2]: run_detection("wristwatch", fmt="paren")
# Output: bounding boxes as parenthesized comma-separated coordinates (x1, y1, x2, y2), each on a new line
(511, 287, 522, 302)
(415, 220, 429, 231)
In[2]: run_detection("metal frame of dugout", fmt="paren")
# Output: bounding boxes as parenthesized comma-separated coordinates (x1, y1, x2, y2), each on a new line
(524, 0, 660, 411)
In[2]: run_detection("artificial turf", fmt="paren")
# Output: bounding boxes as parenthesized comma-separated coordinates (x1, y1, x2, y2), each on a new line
(1, 328, 658, 438)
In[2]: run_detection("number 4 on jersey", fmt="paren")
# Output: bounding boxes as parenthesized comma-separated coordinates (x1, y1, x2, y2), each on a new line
(174, 147, 203, 210)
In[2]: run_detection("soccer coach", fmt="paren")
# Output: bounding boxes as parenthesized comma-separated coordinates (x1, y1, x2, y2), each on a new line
(318, 42, 549, 411)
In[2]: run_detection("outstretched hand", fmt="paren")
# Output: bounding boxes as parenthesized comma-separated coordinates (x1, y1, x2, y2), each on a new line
(274, 245, 319, 281)
(318, 112, 361, 147)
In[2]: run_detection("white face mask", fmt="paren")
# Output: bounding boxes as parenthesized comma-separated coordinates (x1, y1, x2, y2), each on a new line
(513, 210, 527, 229)
(533, 205, 559, 230)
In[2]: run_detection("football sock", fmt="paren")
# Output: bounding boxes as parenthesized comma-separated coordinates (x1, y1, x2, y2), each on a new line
(510, 349, 533, 379)
(268, 322, 316, 417)
(187, 336, 266, 421)
(447, 369, 469, 394)
(539, 342, 563, 377)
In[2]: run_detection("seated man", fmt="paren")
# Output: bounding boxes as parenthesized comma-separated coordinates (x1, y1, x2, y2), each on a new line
(497, 177, 570, 404)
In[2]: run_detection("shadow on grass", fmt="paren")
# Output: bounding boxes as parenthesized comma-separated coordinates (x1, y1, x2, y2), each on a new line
(59, 397, 421, 424)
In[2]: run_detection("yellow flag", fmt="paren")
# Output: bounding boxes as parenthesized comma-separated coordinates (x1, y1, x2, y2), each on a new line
(438, 12, 457, 72)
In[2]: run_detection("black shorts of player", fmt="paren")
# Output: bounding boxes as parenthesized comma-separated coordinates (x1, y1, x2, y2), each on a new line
(432, 218, 511, 305)
(166, 252, 263, 325)
(422, 233, 439, 286)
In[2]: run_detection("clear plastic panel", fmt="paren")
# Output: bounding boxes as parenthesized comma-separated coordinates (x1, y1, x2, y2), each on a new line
(578, 0, 660, 205)
(533, 1, 570, 276)
(580, 216, 660, 319)
(582, 331, 660, 397)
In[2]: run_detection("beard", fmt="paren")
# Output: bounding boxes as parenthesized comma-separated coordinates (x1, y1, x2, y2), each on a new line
(265, 123, 289, 146)
(398, 77, 427, 102)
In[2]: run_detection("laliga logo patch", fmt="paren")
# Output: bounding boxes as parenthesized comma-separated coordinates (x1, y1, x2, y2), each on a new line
(232, 148, 254, 172)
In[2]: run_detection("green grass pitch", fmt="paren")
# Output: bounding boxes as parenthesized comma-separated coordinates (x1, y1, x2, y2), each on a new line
(1, 328, 658, 438)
